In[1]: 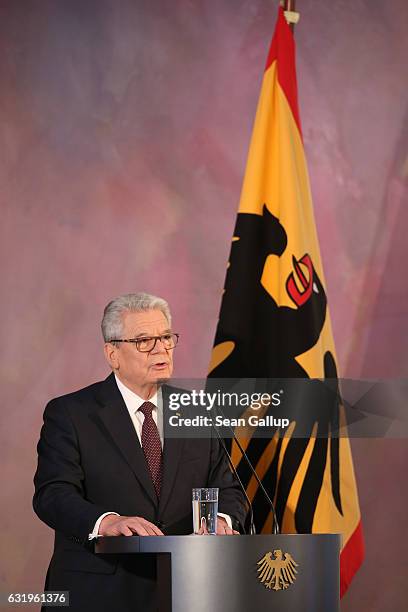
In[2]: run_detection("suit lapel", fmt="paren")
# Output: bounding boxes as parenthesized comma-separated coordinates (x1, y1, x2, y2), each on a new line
(95, 373, 158, 506)
(159, 385, 185, 514)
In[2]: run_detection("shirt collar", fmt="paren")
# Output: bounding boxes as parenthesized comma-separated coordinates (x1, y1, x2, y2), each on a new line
(114, 374, 159, 412)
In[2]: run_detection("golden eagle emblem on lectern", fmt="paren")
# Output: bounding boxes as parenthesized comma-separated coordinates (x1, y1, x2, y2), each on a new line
(256, 549, 298, 591)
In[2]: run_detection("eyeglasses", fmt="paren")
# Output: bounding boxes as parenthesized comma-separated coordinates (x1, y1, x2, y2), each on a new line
(110, 333, 179, 353)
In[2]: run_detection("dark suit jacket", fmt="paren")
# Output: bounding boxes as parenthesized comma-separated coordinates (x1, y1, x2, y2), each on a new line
(33, 373, 247, 612)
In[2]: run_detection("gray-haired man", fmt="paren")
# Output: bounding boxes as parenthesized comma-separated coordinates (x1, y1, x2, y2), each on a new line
(34, 293, 247, 612)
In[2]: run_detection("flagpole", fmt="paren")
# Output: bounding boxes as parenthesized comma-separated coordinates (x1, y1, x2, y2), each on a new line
(281, 0, 300, 32)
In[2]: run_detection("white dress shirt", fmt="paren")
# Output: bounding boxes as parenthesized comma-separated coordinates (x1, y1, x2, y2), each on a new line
(89, 375, 231, 539)
(115, 374, 164, 447)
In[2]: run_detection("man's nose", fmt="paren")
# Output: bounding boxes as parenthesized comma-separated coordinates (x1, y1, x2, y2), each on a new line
(151, 337, 167, 353)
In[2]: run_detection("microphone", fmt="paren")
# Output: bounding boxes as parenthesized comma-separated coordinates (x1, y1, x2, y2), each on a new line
(211, 421, 256, 534)
(212, 402, 280, 535)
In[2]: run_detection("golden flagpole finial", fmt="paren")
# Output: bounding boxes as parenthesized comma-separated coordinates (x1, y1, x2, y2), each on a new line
(280, 0, 300, 30)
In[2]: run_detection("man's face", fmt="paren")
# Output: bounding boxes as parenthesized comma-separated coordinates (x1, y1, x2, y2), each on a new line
(105, 309, 174, 397)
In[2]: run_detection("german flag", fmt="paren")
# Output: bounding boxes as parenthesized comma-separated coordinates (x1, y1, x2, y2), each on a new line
(209, 7, 364, 596)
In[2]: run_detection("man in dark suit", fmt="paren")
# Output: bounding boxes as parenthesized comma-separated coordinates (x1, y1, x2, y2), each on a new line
(33, 292, 247, 612)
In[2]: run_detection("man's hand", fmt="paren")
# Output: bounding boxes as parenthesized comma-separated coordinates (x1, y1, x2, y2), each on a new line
(99, 514, 164, 537)
(196, 516, 239, 536)
(216, 516, 239, 535)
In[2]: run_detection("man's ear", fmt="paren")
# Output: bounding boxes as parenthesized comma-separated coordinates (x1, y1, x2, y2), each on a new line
(104, 343, 119, 370)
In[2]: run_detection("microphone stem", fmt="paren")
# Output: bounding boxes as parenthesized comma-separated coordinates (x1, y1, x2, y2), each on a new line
(214, 403, 280, 535)
(212, 423, 256, 534)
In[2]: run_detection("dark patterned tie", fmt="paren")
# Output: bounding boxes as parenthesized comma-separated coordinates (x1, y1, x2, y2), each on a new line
(138, 401, 163, 498)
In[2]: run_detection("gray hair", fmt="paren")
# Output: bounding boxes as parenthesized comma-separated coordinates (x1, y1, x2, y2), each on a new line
(101, 292, 172, 342)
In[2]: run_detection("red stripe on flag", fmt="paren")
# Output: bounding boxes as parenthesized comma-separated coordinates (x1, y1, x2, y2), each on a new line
(265, 7, 302, 138)
(340, 520, 365, 598)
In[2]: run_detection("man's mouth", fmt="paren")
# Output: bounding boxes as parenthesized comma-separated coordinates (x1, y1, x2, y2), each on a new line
(151, 362, 169, 370)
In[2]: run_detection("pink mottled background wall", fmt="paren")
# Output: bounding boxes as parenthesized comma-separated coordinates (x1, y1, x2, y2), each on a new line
(1, 1, 407, 610)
